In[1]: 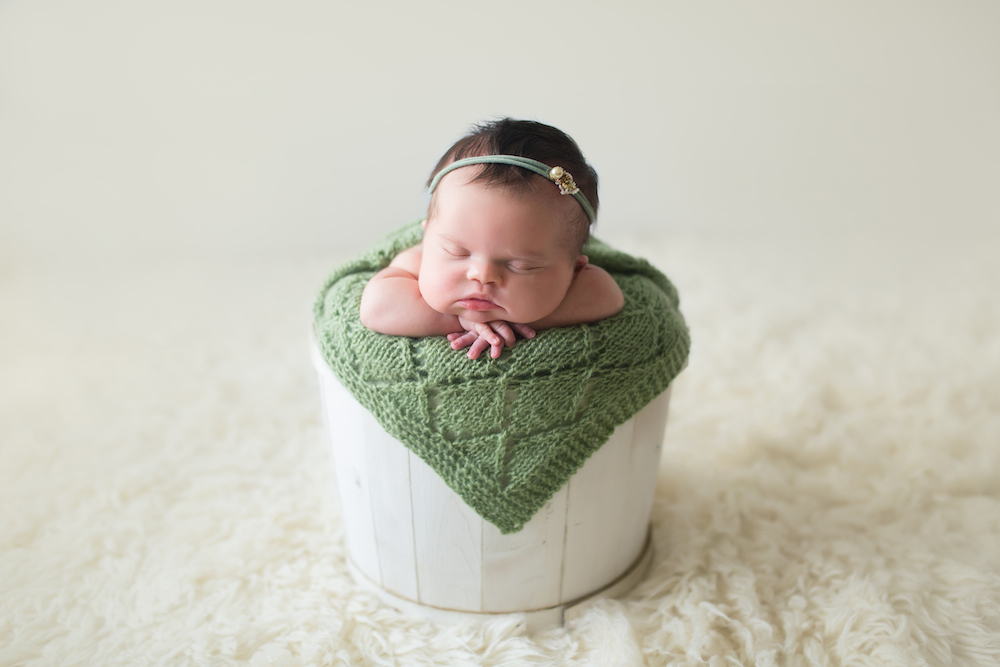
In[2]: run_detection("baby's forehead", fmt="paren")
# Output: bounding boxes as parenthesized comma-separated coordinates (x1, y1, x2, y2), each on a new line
(433, 172, 576, 217)
(432, 168, 545, 201)
(428, 170, 586, 253)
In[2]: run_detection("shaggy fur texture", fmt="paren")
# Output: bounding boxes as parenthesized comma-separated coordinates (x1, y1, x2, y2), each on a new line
(1, 230, 998, 666)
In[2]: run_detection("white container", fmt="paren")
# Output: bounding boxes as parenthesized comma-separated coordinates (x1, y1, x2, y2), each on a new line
(311, 341, 672, 630)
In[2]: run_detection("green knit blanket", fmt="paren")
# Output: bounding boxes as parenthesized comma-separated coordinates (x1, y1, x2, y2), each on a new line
(313, 221, 690, 534)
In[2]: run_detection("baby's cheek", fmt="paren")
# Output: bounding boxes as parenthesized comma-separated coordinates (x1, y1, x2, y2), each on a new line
(513, 288, 558, 323)
(542, 291, 569, 318)
(418, 270, 450, 314)
(534, 276, 575, 319)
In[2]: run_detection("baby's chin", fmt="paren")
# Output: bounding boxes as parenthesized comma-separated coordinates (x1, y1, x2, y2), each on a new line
(445, 306, 516, 324)
(455, 308, 509, 323)
(431, 299, 550, 325)
(455, 307, 547, 326)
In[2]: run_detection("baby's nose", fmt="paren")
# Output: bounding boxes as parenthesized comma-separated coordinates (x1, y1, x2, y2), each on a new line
(468, 260, 500, 285)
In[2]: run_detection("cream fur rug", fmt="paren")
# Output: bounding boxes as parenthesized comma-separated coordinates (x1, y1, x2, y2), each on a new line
(1, 230, 998, 666)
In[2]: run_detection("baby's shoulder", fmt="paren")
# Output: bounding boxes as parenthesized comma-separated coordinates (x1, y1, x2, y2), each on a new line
(387, 243, 423, 276)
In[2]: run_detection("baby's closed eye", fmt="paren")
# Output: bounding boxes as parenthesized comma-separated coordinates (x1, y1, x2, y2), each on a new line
(507, 262, 541, 273)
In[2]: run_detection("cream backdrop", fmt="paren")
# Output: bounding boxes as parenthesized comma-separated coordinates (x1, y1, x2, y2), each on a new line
(1, 0, 997, 270)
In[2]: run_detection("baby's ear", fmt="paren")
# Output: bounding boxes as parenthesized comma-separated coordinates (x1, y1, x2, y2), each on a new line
(574, 255, 588, 274)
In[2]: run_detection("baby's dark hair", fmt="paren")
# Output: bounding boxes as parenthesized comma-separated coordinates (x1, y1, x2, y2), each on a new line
(427, 118, 599, 253)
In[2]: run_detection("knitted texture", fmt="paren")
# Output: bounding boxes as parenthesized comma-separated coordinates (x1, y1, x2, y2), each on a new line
(313, 221, 690, 534)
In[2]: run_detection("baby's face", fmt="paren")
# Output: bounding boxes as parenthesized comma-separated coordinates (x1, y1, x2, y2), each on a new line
(419, 170, 583, 325)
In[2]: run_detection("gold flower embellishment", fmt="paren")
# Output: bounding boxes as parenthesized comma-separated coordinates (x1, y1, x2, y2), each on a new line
(548, 166, 580, 196)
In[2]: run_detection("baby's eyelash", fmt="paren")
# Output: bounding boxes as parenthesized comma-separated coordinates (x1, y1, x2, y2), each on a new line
(508, 263, 541, 273)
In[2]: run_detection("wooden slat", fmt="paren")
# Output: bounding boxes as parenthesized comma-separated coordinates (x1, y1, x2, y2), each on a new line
(363, 411, 420, 602)
(315, 362, 382, 587)
(619, 387, 672, 567)
(560, 417, 637, 603)
(409, 450, 483, 610)
(481, 485, 568, 612)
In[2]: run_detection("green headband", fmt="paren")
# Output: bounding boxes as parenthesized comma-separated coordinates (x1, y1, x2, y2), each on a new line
(428, 155, 597, 225)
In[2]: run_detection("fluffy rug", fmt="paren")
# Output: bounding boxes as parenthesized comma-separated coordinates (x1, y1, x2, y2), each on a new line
(1, 229, 998, 666)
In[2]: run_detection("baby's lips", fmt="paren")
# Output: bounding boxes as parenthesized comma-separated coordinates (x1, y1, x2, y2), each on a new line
(458, 298, 498, 312)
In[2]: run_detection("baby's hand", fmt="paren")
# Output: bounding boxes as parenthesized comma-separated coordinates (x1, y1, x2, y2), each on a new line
(448, 318, 536, 360)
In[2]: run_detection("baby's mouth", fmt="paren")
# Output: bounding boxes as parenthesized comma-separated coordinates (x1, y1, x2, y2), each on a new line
(458, 296, 499, 311)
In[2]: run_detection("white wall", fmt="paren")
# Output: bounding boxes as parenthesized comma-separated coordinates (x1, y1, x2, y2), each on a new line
(1, 0, 997, 269)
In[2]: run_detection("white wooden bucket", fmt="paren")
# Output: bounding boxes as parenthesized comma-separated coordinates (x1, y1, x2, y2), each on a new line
(311, 340, 672, 630)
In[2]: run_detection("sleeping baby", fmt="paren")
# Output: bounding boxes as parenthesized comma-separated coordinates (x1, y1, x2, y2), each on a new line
(360, 118, 624, 359)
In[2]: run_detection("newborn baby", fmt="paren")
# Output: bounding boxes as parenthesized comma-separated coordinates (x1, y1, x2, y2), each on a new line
(360, 119, 624, 359)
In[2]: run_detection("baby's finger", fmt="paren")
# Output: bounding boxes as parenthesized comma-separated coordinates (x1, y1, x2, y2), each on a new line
(490, 339, 504, 359)
(450, 331, 478, 349)
(489, 321, 516, 348)
(474, 323, 502, 346)
(468, 337, 490, 360)
(510, 322, 536, 340)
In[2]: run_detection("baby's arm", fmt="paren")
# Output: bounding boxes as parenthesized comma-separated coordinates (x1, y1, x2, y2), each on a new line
(529, 261, 624, 330)
(359, 246, 461, 337)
